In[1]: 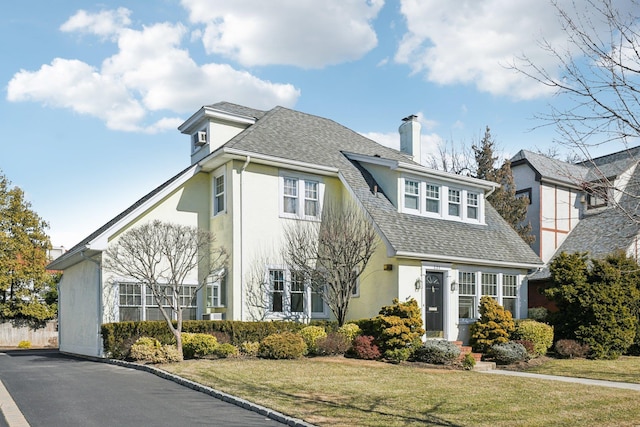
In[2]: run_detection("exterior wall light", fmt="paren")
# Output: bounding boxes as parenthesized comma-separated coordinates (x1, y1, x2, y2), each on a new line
(414, 278, 422, 291)
(450, 281, 458, 292)
(383, 264, 393, 271)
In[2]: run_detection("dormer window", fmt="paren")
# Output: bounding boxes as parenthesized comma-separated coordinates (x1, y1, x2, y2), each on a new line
(448, 189, 461, 217)
(400, 176, 484, 224)
(585, 183, 609, 209)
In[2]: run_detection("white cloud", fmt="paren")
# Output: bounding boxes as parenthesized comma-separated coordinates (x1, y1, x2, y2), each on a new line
(8, 9, 300, 133)
(181, 0, 384, 68)
(60, 7, 131, 39)
(395, 0, 578, 100)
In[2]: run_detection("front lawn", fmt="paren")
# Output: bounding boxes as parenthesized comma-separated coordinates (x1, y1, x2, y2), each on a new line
(160, 356, 640, 426)
(523, 355, 640, 384)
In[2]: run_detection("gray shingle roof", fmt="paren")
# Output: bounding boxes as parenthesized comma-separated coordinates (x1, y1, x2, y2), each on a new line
(511, 150, 588, 185)
(221, 105, 541, 266)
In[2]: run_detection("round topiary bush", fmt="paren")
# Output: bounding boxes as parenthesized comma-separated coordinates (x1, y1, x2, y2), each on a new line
(512, 320, 554, 356)
(299, 326, 327, 355)
(259, 332, 307, 359)
(182, 333, 218, 359)
(412, 340, 461, 365)
(489, 341, 529, 364)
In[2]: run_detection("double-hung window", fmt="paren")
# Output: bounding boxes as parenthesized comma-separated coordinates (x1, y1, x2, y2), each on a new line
(481, 273, 498, 299)
(290, 271, 305, 313)
(404, 179, 420, 210)
(180, 285, 198, 320)
(119, 283, 142, 321)
(502, 274, 518, 315)
(269, 269, 285, 312)
(425, 184, 440, 213)
(213, 172, 225, 215)
(467, 193, 478, 219)
(281, 174, 322, 220)
(458, 272, 476, 319)
(448, 189, 461, 217)
(206, 274, 225, 308)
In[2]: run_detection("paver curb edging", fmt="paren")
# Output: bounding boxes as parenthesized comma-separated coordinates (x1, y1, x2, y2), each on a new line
(66, 353, 315, 427)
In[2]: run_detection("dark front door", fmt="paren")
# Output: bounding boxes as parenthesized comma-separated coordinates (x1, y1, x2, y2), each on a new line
(425, 272, 444, 337)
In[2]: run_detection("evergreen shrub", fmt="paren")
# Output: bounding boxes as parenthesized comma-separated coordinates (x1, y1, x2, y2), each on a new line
(527, 307, 548, 322)
(299, 326, 327, 355)
(336, 323, 361, 342)
(512, 320, 554, 356)
(411, 340, 461, 365)
(17, 340, 31, 349)
(213, 343, 239, 358)
(469, 296, 515, 353)
(239, 341, 260, 357)
(384, 347, 412, 363)
(258, 332, 307, 359)
(489, 342, 529, 364)
(182, 333, 218, 359)
(129, 336, 181, 363)
(374, 298, 425, 353)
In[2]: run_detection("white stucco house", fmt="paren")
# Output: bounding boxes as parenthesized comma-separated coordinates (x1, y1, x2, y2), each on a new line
(510, 148, 640, 308)
(48, 102, 542, 357)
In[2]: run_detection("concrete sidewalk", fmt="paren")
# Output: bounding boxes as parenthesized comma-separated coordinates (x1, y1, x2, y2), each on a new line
(481, 369, 640, 391)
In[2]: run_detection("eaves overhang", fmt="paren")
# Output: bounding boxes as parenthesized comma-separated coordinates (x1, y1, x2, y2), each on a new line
(178, 105, 257, 135)
(393, 250, 543, 270)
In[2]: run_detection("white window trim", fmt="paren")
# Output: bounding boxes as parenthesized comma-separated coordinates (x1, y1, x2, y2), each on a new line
(116, 280, 200, 321)
(192, 127, 208, 154)
(212, 166, 226, 217)
(400, 176, 484, 224)
(279, 171, 324, 221)
(455, 269, 521, 322)
(264, 265, 329, 319)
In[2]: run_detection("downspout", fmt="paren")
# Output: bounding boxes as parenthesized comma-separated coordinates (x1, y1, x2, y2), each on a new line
(81, 250, 103, 357)
(240, 156, 251, 321)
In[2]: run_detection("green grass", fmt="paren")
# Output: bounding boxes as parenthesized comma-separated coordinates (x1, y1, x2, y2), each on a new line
(524, 356, 640, 384)
(160, 356, 640, 426)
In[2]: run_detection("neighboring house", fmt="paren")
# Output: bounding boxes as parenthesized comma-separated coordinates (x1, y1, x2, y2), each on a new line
(48, 102, 541, 357)
(511, 148, 640, 308)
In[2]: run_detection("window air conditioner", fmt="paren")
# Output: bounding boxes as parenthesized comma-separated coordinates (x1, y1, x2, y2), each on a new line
(202, 313, 223, 320)
(195, 131, 207, 146)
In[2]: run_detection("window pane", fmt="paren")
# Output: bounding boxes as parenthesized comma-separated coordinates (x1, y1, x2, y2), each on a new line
(405, 180, 419, 209)
(270, 270, 285, 312)
(467, 206, 478, 219)
(467, 193, 478, 219)
(312, 291, 324, 313)
(503, 298, 517, 316)
(502, 275, 518, 297)
(481, 273, 498, 297)
(448, 189, 461, 216)
(283, 178, 298, 214)
(458, 272, 476, 295)
(425, 184, 440, 213)
(119, 307, 141, 322)
(459, 296, 475, 319)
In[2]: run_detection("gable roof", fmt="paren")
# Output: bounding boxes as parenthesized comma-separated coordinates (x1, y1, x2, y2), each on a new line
(511, 149, 588, 187)
(50, 102, 542, 271)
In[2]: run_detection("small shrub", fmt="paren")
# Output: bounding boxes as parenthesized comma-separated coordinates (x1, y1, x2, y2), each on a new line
(316, 332, 351, 356)
(129, 337, 181, 363)
(259, 332, 307, 359)
(384, 347, 412, 363)
(239, 341, 260, 357)
(470, 296, 515, 353)
(213, 343, 239, 358)
(375, 299, 425, 353)
(17, 340, 31, 349)
(489, 342, 529, 365)
(347, 335, 381, 360)
(337, 323, 361, 342)
(555, 339, 590, 359)
(462, 353, 476, 370)
(527, 307, 548, 322)
(182, 333, 218, 359)
(299, 326, 327, 355)
(512, 320, 554, 356)
(514, 339, 535, 355)
(411, 340, 461, 365)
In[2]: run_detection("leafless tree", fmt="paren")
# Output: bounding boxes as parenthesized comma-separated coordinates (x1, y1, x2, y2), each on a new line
(514, 0, 640, 218)
(104, 220, 227, 359)
(283, 202, 377, 326)
(426, 138, 475, 175)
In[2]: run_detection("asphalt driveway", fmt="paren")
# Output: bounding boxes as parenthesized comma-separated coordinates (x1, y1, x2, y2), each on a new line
(0, 349, 288, 427)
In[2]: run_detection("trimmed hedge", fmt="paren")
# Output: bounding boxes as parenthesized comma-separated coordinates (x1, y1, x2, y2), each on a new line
(101, 320, 309, 360)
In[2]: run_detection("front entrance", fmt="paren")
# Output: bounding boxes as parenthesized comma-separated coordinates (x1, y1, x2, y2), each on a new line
(425, 272, 444, 337)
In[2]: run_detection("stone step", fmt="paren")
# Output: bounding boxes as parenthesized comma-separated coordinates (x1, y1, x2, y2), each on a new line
(472, 361, 496, 371)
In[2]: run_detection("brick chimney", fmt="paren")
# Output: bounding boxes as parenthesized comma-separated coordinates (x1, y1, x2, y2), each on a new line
(399, 115, 421, 164)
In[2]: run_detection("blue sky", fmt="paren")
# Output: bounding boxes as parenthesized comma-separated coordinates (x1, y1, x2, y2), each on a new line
(0, 0, 609, 248)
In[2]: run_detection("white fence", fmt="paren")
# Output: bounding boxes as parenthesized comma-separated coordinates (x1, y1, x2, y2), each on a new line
(0, 320, 58, 347)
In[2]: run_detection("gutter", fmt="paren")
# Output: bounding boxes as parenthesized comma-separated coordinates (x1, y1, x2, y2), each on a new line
(239, 155, 251, 321)
(394, 250, 542, 270)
